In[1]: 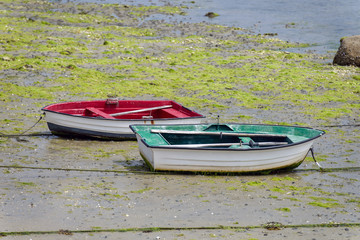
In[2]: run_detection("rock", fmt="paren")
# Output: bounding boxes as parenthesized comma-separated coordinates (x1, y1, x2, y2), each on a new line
(333, 35, 360, 67)
(205, 12, 219, 18)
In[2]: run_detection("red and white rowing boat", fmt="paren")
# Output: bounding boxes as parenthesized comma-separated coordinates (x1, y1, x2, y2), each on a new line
(42, 99, 204, 140)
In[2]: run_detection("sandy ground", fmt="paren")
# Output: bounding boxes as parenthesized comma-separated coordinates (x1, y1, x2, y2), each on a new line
(0, 0, 360, 239)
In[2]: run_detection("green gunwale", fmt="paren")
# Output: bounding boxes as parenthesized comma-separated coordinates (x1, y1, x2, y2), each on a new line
(131, 123, 325, 147)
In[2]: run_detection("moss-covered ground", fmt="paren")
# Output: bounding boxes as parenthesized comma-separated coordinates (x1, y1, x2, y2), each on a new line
(1, 0, 359, 134)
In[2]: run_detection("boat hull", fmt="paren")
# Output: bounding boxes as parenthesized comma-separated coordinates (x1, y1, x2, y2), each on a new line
(136, 134, 313, 173)
(131, 124, 325, 173)
(44, 112, 203, 140)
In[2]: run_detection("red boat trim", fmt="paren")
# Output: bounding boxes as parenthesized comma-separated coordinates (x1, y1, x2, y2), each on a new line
(42, 109, 204, 121)
(41, 100, 205, 121)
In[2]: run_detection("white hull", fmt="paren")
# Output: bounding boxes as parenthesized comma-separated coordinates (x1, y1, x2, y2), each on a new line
(136, 134, 314, 173)
(45, 111, 203, 140)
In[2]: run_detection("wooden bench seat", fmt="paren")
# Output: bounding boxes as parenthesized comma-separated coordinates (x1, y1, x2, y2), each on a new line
(161, 108, 189, 118)
(85, 107, 116, 119)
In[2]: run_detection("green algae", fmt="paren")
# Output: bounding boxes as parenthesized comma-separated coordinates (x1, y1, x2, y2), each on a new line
(0, 0, 359, 137)
(246, 181, 267, 187)
(15, 181, 36, 187)
(309, 196, 340, 202)
(269, 186, 286, 193)
(285, 197, 301, 202)
(346, 198, 360, 208)
(130, 187, 152, 194)
(276, 207, 291, 212)
(271, 176, 297, 181)
(308, 201, 343, 208)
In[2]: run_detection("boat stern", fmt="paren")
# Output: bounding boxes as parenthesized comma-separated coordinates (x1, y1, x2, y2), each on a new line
(135, 133, 156, 171)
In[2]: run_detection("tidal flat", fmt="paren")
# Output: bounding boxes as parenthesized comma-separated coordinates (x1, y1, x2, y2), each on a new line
(0, 0, 359, 239)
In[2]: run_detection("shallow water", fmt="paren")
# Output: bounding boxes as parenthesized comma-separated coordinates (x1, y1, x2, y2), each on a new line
(51, 0, 360, 53)
(185, 0, 360, 53)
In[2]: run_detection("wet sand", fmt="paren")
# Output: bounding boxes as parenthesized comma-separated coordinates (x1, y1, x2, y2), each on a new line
(1, 0, 360, 239)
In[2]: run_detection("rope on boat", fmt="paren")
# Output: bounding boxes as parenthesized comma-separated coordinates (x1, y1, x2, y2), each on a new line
(0, 114, 45, 138)
(309, 147, 323, 171)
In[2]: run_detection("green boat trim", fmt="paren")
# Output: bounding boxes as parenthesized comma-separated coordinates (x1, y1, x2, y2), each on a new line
(131, 124, 325, 151)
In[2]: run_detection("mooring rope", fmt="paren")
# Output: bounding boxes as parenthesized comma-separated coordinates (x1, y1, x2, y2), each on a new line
(0, 114, 46, 138)
(309, 147, 323, 171)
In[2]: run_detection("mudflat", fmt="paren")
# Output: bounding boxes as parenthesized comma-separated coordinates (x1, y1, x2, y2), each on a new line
(0, 0, 359, 239)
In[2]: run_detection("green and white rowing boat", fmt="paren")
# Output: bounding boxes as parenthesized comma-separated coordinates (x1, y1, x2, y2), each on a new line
(130, 124, 325, 173)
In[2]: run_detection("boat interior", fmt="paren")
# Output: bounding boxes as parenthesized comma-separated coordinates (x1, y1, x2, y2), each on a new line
(55, 107, 191, 119)
(84, 107, 189, 119)
(160, 132, 291, 149)
(133, 124, 323, 149)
